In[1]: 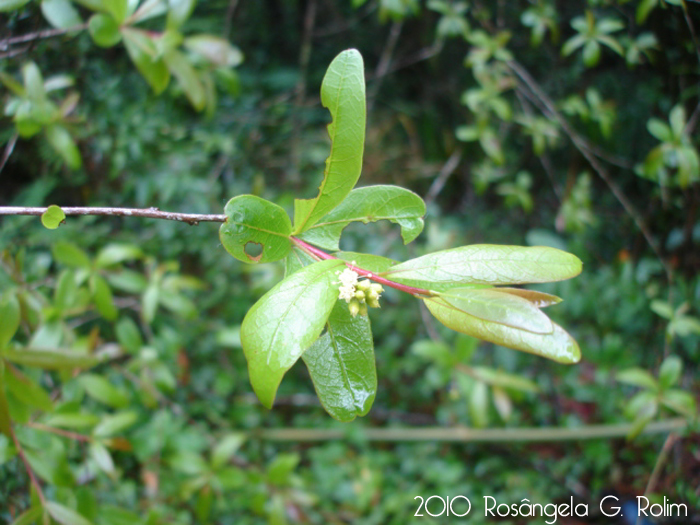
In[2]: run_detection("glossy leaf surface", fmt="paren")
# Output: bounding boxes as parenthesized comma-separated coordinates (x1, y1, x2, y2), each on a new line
(439, 288, 554, 334)
(241, 259, 344, 408)
(302, 302, 376, 422)
(495, 287, 562, 308)
(424, 296, 581, 363)
(122, 28, 170, 94)
(293, 49, 366, 233)
(299, 185, 425, 250)
(220, 195, 293, 264)
(384, 245, 582, 288)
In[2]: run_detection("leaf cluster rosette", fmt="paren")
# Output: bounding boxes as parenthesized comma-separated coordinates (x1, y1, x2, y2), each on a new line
(219, 49, 582, 420)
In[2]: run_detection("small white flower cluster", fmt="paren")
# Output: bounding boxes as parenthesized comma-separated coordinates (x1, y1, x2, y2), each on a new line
(337, 267, 359, 302)
(335, 265, 384, 317)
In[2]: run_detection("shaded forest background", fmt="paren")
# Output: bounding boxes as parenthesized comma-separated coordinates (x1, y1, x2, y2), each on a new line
(0, 0, 699, 523)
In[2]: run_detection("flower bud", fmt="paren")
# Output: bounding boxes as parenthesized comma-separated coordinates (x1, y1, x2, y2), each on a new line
(354, 290, 366, 302)
(368, 290, 379, 301)
(356, 280, 371, 291)
(359, 303, 368, 316)
(348, 299, 361, 317)
(370, 283, 384, 294)
(367, 296, 380, 309)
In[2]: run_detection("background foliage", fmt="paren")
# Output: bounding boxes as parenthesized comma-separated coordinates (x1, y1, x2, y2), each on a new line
(1, 0, 699, 523)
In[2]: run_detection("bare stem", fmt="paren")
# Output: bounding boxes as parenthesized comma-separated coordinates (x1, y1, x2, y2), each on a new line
(256, 418, 688, 442)
(25, 422, 92, 443)
(291, 237, 435, 297)
(0, 206, 226, 226)
(0, 24, 87, 50)
(10, 425, 46, 507)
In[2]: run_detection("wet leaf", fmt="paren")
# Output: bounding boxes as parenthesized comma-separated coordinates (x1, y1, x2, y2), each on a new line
(303, 301, 376, 422)
(299, 185, 426, 250)
(293, 49, 366, 233)
(241, 259, 344, 408)
(220, 195, 293, 264)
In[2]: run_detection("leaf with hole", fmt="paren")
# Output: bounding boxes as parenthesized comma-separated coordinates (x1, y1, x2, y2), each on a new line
(220, 195, 293, 264)
(302, 301, 376, 422)
(293, 49, 366, 233)
(298, 185, 426, 251)
(240, 259, 344, 408)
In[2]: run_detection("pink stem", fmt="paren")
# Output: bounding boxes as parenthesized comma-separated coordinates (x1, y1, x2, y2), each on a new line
(291, 237, 434, 297)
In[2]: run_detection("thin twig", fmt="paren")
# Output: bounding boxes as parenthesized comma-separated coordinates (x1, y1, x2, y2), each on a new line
(223, 0, 240, 40)
(255, 418, 687, 442)
(636, 433, 679, 525)
(0, 24, 87, 50)
(25, 422, 92, 442)
(0, 133, 18, 176)
(507, 60, 672, 281)
(368, 20, 403, 113)
(425, 149, 463, 207)
(0, 206, 226, 225)
(10, 425, 46, 507)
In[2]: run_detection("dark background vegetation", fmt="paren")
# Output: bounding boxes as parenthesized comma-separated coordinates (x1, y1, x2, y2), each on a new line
(1, 0, 699, 523)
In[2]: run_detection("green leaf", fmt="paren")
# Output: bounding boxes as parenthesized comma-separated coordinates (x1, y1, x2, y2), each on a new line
(561, 34, 586, 56)
(211, 433, 246, 469)
(122, 28, 171, 94)
(44, 412, 100, 429)
(41, 0, 83, 29)
(3, 348, 100, 369)
(616, 368, 658, 390)
(88, 13, 122, 47)
(45, 125, 82, 169)
(89, 441, 116, 477)
(22, 62, 46, 102)
(298, 185, 426, 251)
(90, 274, 118, 321)
(8, 507, 43, 525)
(240, 259, 344, 408)
(284, 246, 317, 277)
(79, 374, 129, 408)
(184, 35, 243, 67)
(102, 0, 127, 23)
(41, 205, 66, 230)
(669, 105, 686, 138)
(0, 72, 26, 96)
(46, 501, 93, 525)
(302, 301, 377, 422)
(582, 40, 600, 67)
(0, 0, 31, 11)
(424, 296, 581, 363)
(167, 0, 196, 29)
(647, 118, 672, 142)
(469, 380, 489, 427)
(660, 389, 696, 417)
(0, 294, 21, 349)
(382, 245, 583, 290)
(470, 366, 539, 393)
(439, 288, 554, 334)
(93, 410, 138, 437)
(95, 244, 143, 268)
(267, 453, 299, 486)
(5, 367, 53, 412)
(292, 49, 366, 233)
(163, 49, 206, 111)
(219, 195, 293, 264)
(636, 0, 657, 23)
(650, 300, 673, 319)
(494, 288, 562, 308)
(52, 241, 92, 269)
(658, 356, 682, 389)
